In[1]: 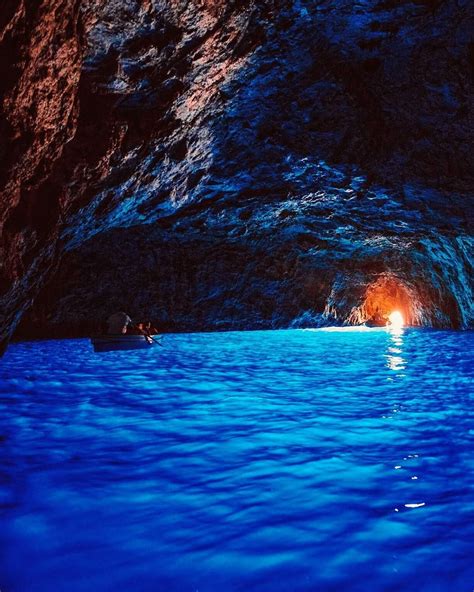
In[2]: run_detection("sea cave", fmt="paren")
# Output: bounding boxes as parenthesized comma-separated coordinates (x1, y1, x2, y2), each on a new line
(0, 1, 473, 590)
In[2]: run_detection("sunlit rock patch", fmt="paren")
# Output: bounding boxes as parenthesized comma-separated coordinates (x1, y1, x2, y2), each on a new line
(324, 235, 473, 329)
(347, 275, 417, 327)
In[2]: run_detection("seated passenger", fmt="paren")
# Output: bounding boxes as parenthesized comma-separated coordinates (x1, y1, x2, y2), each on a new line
(106, 311, 132, 334)
(135, 321, 157, 344)
(142, 321, 158, 336)
(126, 323, 143, 335)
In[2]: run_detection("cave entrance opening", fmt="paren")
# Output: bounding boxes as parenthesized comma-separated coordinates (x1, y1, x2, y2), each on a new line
(363, 276, 415, 326)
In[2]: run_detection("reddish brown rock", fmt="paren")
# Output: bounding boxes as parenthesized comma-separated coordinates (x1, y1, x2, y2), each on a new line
(1, 0, 268, 351)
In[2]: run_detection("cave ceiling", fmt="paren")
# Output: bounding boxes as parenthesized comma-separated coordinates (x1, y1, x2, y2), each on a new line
(1, 0, 473, 347)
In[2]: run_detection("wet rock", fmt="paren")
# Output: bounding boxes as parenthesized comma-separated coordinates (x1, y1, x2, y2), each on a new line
(1, 0, 266, 350)
(2, 0, 474, 349)
(18, 173, 473, 337)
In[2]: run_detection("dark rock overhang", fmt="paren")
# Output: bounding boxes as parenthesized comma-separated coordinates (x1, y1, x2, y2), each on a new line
(1, 0, 473, 350)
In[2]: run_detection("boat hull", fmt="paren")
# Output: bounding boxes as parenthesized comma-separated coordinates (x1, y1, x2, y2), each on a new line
(91, 335, 159, 352)
(365, 320, 388, 328)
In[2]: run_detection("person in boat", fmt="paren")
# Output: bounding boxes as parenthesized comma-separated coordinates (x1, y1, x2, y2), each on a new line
(106, 311, 133, 335)
(368, 307, 387, 326)
(141, 321, 158, 336)
(125, 321, 155, 344)
(136, 321, 157, 344)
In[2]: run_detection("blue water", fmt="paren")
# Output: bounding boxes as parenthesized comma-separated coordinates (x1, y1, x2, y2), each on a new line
(0, 328, 473, 592)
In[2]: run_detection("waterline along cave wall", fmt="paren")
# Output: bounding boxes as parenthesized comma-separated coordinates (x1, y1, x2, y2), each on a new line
(1, 1, 473, 348)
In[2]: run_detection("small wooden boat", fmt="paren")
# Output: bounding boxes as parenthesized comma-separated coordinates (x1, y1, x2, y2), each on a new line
(91, 334, 161, 353)
(365, 319, 388, 328)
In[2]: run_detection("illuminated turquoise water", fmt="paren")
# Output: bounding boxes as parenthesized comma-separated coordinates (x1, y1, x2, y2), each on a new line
(0, 328, 473, 591)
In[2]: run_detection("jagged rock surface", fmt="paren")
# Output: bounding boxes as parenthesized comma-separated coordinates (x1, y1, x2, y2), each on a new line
(1, 0, 272, 349)
(18, 177, 473, 337)
(2, 0, 473, 347)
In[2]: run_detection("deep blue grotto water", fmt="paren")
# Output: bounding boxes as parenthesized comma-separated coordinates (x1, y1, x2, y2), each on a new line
(1, 328, 473, 592)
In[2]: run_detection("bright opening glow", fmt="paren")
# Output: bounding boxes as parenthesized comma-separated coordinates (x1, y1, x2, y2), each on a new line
(388, 311, 404, 328)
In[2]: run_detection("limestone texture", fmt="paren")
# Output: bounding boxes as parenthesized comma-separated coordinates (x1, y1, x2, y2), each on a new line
(1, 0, 473, 347)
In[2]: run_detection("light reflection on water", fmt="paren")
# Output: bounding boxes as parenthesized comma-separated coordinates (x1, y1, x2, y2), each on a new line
(0, 329, 473, 592)
(386, 327, 407, 373)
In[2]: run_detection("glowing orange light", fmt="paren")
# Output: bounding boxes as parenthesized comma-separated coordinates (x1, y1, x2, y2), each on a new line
(388, 311, 404, 328)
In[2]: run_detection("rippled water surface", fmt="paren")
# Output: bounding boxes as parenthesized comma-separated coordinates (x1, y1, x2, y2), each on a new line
(1, 328, 473, 591)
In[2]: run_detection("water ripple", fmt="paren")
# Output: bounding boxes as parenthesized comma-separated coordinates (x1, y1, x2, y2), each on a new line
(0, 329, 473, 591)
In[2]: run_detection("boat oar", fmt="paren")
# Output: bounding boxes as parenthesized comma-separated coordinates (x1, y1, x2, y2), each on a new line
(148, 334, 164, 347)
(130, 320, 164, 347)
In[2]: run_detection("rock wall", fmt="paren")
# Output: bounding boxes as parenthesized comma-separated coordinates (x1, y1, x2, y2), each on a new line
(2, 0, 473, 348)
(19, 171, 473, 336)
(1, 0, 272, 350)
